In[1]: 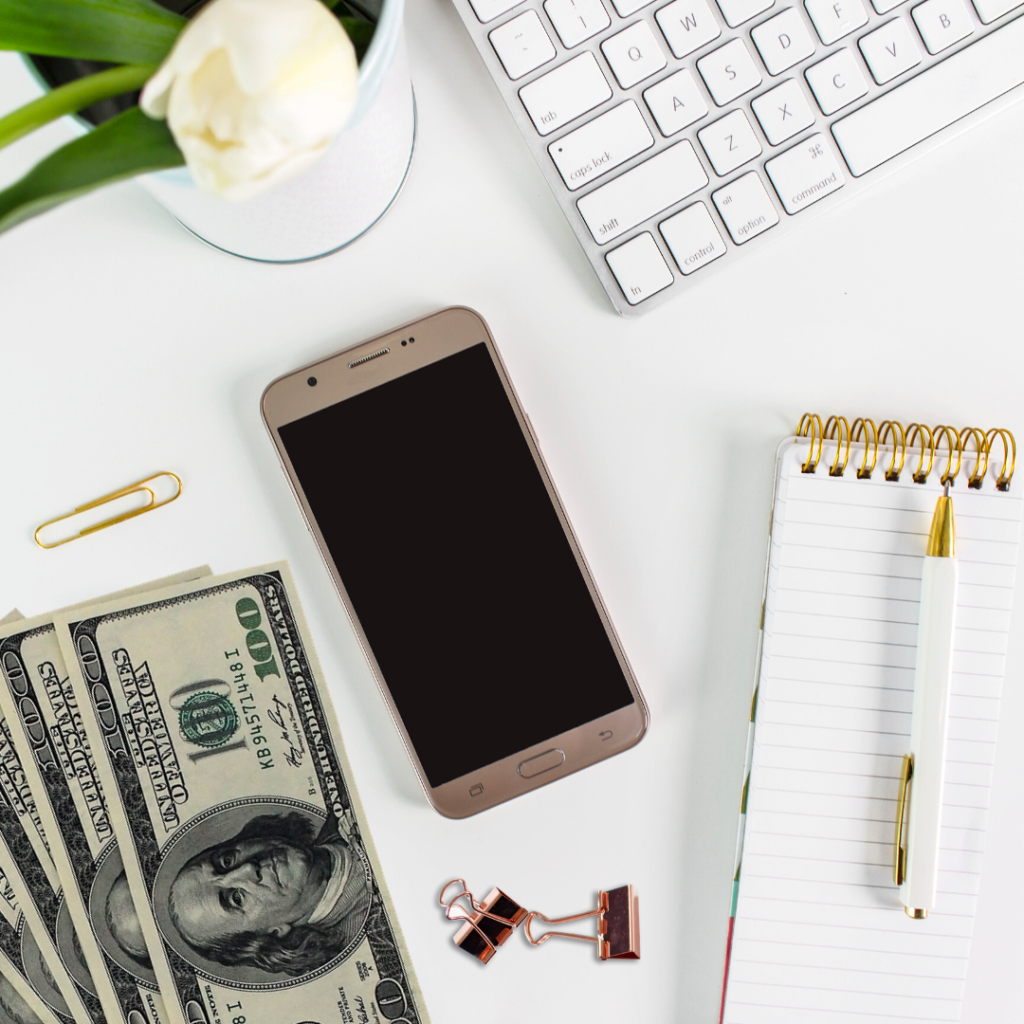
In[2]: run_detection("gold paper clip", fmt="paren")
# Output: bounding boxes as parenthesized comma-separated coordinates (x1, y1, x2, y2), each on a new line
(440, 879, 528, 964)
(525, 885, 640, 961)
(34, 472, 182, 549)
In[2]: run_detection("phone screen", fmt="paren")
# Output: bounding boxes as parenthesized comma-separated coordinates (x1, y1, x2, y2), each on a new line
(278, 342, 634, 787)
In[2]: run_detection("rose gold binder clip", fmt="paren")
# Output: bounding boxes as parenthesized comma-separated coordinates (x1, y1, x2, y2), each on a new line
(440, 879, 639, 963)
(440, 879, 528, 964)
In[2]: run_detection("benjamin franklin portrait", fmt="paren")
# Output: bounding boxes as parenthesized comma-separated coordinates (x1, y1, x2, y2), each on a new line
(0, 974, 44, 1024)
(165, 808, 371, 979)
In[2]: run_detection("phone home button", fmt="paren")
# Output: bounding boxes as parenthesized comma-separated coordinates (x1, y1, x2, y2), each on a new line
(518, 748, 565, 778)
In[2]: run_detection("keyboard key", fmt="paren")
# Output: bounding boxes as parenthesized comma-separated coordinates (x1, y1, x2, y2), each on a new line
(655, 0, 723, 57)
(544, 0, 611, 47)
(519, 52, 613, 135)
(716, 0, 775, 26)
(469, 0, 523, 23)
(698, 109, 763, 173)
(697, 39, 763, 104)
(549, 101, 655, 189)
(610, 0, 655, 13)
(832, 13, 1024, 174)
(859, 19, 922, 83)
(911, 0, 973, 51)
(711, 171, 779, 242)
(971, 0, 1024, 22)
(660, 202, 727, 273)
(606, 232, 674, 303)
(805, 48, 869, 112)
(870, 0, 905, 12)
(764, 132, 845, 211)
(751, 8, 816, 74)
(644, 69, 710, 134)
(577, 141, 709, 242)
(751, 78, 816, 142)
(602, 21, 669, 88)
(804, 0, 868, 42)
(490, 10, 557, 79)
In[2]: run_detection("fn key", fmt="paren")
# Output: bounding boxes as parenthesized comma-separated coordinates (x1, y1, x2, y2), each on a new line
(606, 233, 673, 305)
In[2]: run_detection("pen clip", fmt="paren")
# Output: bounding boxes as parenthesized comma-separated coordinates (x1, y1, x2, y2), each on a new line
(893, 753, 913, 886)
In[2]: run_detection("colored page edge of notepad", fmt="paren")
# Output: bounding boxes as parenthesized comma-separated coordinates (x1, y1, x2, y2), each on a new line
(719, 438, 785, 1024)
(719, 436, 1023, 1024)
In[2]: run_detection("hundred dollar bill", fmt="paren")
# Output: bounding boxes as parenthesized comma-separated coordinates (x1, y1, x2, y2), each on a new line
(0, 573, 211, 1024)
(56, 564, 428, 1024)
(0, 717, 99, 1024)
(0, 858, 67, 1024)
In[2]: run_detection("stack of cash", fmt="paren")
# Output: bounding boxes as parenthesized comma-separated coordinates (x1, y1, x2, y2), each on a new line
(0, 565, 427, 1024)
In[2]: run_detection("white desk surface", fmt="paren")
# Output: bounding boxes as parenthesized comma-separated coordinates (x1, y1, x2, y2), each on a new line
(2, 4, 1023, 1021)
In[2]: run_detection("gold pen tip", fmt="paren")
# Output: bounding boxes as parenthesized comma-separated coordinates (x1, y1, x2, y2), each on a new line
(906, 907, 928, 920)
(926, 494, 955, 558)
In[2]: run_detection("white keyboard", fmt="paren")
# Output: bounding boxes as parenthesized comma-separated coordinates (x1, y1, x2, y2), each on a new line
(450, 0, 1024, 314)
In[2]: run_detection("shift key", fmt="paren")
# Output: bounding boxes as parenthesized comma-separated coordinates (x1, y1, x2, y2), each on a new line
(520, 52, 613, 136)
(577, 141, 709, 244)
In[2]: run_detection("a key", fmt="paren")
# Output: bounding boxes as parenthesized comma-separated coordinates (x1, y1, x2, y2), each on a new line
(644, 69, 710, 135)
(804, 0, 869, 44)
(698, 109, 762, 174)
(610, 0, 656, 14)
(490, 10, 557, 80)
(659, 201, 727, 274)
(832, 12, 1024, 175)
(577, 141, 709, 243)
(605, 232, 674, 303)
(764, 132, 845, 212)
(697, 38, 763, 104)
(804, 48, 869, 114)
(715, 0, 775, 27)
(519, 52, 613, 135)
(751, 78, 816, 143)
(655, 0, 723, 58)
(751, 9, 816, 75)
(711, 171, 779, 242)
(468, 0, 524, 23)
(544, 0, 611, 48)
(870, 0, 905, 13)
(549, 101, 655, 189)
(859, 19, 922, 84)
(970, 0, 1023, 22)
(911, 0, 973, 53)
(601, 21, 669, 88)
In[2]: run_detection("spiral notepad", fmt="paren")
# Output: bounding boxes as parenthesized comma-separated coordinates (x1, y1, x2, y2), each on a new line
(720, 417, 1021, 1024)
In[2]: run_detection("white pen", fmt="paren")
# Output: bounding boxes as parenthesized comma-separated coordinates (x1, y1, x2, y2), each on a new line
(895, 485, 958, 919)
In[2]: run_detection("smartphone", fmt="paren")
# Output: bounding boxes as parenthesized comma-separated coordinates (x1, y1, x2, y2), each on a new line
(261, 307, 648, 817)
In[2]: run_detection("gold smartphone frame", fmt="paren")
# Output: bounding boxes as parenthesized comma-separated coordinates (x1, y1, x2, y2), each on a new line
(261, 307, 648, 817)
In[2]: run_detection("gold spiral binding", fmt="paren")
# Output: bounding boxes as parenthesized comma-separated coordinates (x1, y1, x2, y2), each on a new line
(906, 424, 934, 484)
(825, 415, 851, 477)
(798, 413, 824, 474)
(797, 417, 1016, 490)
(932, 425, 961, 487)
(878, 421, 906, 482)
(851, 418, 878, 479)
(987, 428, 1016, 492)
(961, 427, 988, 489)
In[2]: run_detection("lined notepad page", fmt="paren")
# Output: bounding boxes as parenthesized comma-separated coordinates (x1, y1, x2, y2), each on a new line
(722, 442, 1023, 1024)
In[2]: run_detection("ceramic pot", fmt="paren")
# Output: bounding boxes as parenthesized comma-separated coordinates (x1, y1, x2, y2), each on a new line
(25, 0, 416, 262)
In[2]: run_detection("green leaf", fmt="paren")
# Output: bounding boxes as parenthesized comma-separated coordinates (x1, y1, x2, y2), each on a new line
(0, 0, 185, 65)
(0, 64, 156, 151)
(0, 106, 184, 235)
(338, 16, 375, 61)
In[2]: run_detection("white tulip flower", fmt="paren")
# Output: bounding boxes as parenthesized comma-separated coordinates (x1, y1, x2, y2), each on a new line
(141, 0, 360, 201)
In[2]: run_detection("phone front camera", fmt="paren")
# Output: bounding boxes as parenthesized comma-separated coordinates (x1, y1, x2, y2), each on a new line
(307, 376, 318, 387)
